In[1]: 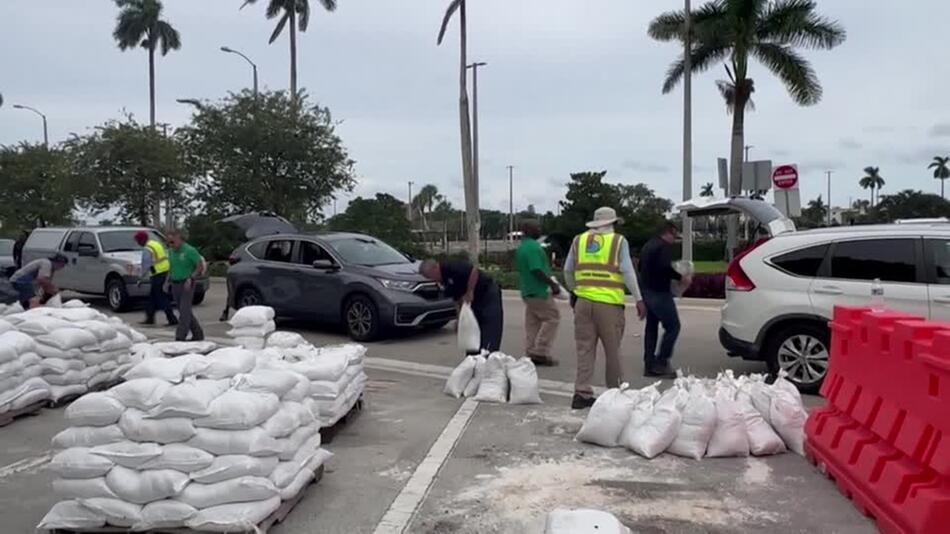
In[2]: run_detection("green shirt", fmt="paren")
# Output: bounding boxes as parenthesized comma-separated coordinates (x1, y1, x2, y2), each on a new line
(169, 242, 202, 282)
(515, 237, 552, 298)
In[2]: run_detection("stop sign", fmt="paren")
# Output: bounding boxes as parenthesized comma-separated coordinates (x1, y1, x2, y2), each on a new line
(772, 165, 799, 190)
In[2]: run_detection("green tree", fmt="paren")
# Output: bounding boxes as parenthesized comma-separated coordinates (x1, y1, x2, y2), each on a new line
(797, 195, 827, 228)
(113, 0, 181, 128)
(328, 193, 419, 254)
(184, 212, 245, 262)
(700, 182, 715, 197)
(929, 156, 950, 199)
(241, 0, 337, 99)
(68, 116, 188, 226)
(868, 190, 950, 223)
(178, 90, 355, 223)
(859, 166, 885, 207)
(0, 144, 75, 229)
(649, 0, 845, 245)
(412, 184, 443, 230)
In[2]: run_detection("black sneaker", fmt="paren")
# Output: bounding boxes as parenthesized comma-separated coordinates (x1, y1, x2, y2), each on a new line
(645, 362, 677, 379)
(571, 393, 596, 410)
(139, 319, 155, 326)
(530, 355, 559, 367)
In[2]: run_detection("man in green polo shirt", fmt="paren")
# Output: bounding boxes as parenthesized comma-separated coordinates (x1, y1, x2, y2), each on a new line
(515, 220, 561, 366)
(165, 230, 205, 342)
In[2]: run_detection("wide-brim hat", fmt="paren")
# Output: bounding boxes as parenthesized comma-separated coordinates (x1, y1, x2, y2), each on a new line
(586, 206, 623, 228)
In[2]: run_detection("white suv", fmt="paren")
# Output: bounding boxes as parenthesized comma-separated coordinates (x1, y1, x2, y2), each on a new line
(680, 198, 950, 392)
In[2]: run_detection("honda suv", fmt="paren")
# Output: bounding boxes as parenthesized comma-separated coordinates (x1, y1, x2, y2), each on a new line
(679, 198, 950, 392)
(226, 232, 457, 341)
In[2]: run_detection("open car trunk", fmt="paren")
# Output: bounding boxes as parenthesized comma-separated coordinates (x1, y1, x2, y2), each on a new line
(675, 197, 796, 237)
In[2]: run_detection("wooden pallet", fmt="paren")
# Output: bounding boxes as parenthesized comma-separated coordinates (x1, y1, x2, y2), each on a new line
(42, 465, 325, 534)
(319, 395, 364, 445)
(0, 399, 46, 427)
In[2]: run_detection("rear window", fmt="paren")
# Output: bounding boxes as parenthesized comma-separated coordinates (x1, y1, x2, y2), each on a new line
(25, 230, 66, 250)
(0, 241, 12, 255)
(771, 244, 828, 277)
(99, 230, 161, 253)
(830, 239, 917, 283)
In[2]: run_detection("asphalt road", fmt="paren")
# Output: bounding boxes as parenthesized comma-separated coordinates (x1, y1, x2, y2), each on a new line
(0, 282, 874, 533)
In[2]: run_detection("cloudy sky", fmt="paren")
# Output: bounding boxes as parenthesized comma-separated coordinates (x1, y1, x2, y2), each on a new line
(2, 0, 949, 216)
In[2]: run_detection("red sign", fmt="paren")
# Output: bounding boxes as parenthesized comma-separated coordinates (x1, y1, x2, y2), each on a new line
(772, 164, 799, 190)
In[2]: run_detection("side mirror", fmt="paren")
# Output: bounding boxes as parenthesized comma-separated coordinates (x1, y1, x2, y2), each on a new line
(312, 259, 338, 271)
(77, 247, 99, 258)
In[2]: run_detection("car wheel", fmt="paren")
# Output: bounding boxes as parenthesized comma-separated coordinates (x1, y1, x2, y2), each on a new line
(765, 322, 830, 394)
(344, 294, 379, 342)
(236, 287, 263, 309)
(192, 290, 206, 306)
(106, 277, 130, 313)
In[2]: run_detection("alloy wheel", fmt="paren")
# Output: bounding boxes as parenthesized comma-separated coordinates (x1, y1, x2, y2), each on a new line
(777, 334, 829, 386)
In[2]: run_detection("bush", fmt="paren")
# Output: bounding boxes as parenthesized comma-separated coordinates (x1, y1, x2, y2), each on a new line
(682, 273, 725, 299)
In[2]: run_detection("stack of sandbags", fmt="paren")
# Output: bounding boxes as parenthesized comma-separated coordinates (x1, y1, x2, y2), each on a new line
(0, 302, 25, 316)
(227, 306, 276, 350)
(0, 330, 51, 415)
(150, 341, 218, 357)
(443, 352, 542, 405)
(39, 345, 332, 532)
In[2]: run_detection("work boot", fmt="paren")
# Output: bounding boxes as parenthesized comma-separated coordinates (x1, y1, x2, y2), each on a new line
(571, 393, 596, 410)
(645, 362, 677, 379)
(529, 355, 558, 367)
(139, 318, 155, 326)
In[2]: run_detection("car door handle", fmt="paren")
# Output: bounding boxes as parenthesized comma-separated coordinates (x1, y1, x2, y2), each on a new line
(934, 296, 950, 305)
(814, 285, 843, 295)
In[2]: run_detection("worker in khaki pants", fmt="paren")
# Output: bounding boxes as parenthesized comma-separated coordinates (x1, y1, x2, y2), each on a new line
(564, 207, 646, 410)
(515, 220, 561, 366)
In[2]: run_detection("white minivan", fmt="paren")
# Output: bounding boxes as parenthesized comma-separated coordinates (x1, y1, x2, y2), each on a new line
(679, 198, 950, 392)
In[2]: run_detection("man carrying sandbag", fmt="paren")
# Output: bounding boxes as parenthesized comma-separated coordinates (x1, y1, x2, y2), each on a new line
(638, 221, 689, 379)
(9, 253, 68, 309)
(421, 258, 504, 353)
(515, 220, 561, 366)
(564, 207, 645, 410)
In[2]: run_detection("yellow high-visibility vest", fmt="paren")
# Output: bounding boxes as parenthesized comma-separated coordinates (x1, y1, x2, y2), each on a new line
(145, 239, 170, 275)
(572, 231, 626, 305)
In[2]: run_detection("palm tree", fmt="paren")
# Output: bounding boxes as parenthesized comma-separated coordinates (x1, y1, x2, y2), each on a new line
(437, 0, 478, 260)
(860, 166, 885, 207)
(241, 0, 337, 99)
(929, 156, 950, 199)
(700, 182, 715, 197)
(649, 0, 845, 244)
(413, 184, 443, 231)
(113, 0, 181, 128)
(715, 76, 754, 114)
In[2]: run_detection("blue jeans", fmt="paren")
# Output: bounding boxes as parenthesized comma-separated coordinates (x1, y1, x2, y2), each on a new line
(642, 289, 681, 369)
(14, 281, 34, 309)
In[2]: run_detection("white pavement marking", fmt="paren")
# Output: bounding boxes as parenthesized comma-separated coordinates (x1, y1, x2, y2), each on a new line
(372, 398, 479, 534)
(0, 452, 51, 480)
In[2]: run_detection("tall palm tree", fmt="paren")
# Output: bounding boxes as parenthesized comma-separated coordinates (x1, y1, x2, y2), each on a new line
(242, 0, 337, 99)
(860, 166, 885, 207)
(700, 182, 715, 197)
(113, 0, 181, 128)
(438, 0, 478, 260)
(649, 0, 845, 245)
(929, 156, 950, 199)
(413, 184, 443, 231)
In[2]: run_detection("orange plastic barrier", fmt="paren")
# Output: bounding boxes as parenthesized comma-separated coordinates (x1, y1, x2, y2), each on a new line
(805, 306, 950, 534)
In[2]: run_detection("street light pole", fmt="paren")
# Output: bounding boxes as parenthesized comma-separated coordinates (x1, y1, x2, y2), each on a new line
(507, 165, 514, 240)
(826, 170, 833, 226)
(744, 145, 754, 162)
(13, 104, 48, 147)
(221, 46, 259, 96)
(407, 181, 414, 222)
(466, 62, 487, 199)
(682, 0, 693, 262)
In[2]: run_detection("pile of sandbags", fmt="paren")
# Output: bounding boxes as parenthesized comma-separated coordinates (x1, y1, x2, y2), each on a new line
(0, 330, 51, 415)
(443, 352, 542, 405)
(0, 302, 25, 316)
(228, 306, 276, 350)
(150, 341, 218, 357)
(576, 371, 807, 459)
(39, 345, 332, 532)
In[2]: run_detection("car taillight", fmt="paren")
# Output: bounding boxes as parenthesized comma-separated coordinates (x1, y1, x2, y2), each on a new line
(726, 238, 770, 292)
(227, 255, 240, 265)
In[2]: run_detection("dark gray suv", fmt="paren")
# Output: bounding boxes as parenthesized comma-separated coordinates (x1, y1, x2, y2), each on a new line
(226, 232, 457, 341)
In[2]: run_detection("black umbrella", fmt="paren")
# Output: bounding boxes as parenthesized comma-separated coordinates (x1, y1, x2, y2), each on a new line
(220, 212, 297, 239)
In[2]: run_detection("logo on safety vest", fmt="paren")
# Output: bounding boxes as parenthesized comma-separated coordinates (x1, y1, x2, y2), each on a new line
(585, 235, 604, 254)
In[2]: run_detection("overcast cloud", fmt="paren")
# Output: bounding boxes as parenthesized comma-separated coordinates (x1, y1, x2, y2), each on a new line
(2, 0, 949, 216)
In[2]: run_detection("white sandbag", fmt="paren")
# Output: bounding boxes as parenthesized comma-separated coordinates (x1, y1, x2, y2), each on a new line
(576, 385, 638, 447)
(18, 316, 72, 336)
(50, 448, 116, 479)
(457, 303, 480, 354)
(149, 378, 230, 419)
(131, 342, 163, 361)
(79, 498, 143, 528)
(705, 395, 750, 458)
(617, 383, 661, 450)
(280, 464, 316, 500)
(120, 409, 197, 444)
(185, 496, 280, 532)
(49, 384, 88, 402)
(0, 345, 16, 365)
(282, 372, 311, 403)
(233, 336, 265, 350)
(201, 347, 257, 379)
(462, 354, 487, 397)
(153, 341, 218, 356)
(0, 331, 35, 354)
(80, 365, 102, 383)
(772, 372, 804, 405)
(63, 299, 88, 308)
(82, 350, 120, 368)
(232, 369, 299, 398)
(88, 370, 114, 389)
(94, 333, 133, 353)
(74, 320, 118, 342)
(190, 455, 279, 484)
(738, 392, 786, 456)
(195, 390, 280, 430)
(228, 306, 275, 327)
(45, 369, 86, 386)
(18, 351, 41, 366)
(444, 356, 477, 398)
(124, 354, 210, 384)
(261, 401, 311, 438)
(266, 331, 307, 349)
(473, 353, 511, 403)
(624, 390, 684, 459)
(770, 388, 807, 456)
(507, 357, 543, 405)
(46, 293, 64, 307)
(66, 392, 125, 426)
(227, 320, 276, 338)
(91, 441, 163, 469)
(9, 380, 50, 409)
(21, 363, 44, 380)
(40, 357, 80, 375)
(105, 465, 190, 504)
(285, 355, 348, 382)
(0, 319, 12, 333)
(667, 386, 717, 460)
(37, 500, 106, 530)
(110, 378, 172, 411)
(140, 444, 215, 473)
(136, 500, 197, 530)
(276, 424, 319, 461)
(187, 427, 282, 457)
(129, 328, 148, 344)
(53, 425, 124, 449)
(177, 476, 278, 509)
(36, 343, 79, 360)
(37, 328, 98, 351)
(48, 307, 102, 322)
(0, 358, 25, 380)
(54, 477, 119, 500)
(747, 377, 773, 424)
(545, 508, 632, 534)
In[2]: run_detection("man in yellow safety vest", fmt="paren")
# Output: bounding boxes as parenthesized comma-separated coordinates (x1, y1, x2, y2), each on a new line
(563, 207, 646, 409)
(135, 230, 178, 326)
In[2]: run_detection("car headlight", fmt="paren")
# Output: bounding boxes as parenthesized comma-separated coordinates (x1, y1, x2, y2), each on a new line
(377, 278, 417, 292)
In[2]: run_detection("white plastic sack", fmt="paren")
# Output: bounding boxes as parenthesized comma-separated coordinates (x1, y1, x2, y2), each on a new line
(738, 392, 786, 456)
(617, 383, 661, 450)
(201, 347, 257, 379)
(124, 354, 210, 384)
(105, 465, 190, 504)
(110, 378, 172, 411)
(444, 356, 477, 399)
(154, 341, 218, 356)
(53, 477, 118, 500)
(53, 425, 124, 449)
(266, 331, 307, 349)
(79, 498, 143, 528)
(45, 370, 86, 387)
(770, 388, 807, 455)
(0, 331, 35, 354)
(276, 424, 319, 461)
(286, 354, 348, 382)
(136, 500, 197, 530)
(37, 328, 98, 350)
(149, 378, 230, 419)
(120, 409, 197, 444)
(37, 500, 106, 530)
(282, 372, 311, 403)
(667, 387, 717, 460)
(233, 336, 265, 350)
(706, 395, 750, 458)
(18, 316, 72, 336)
(576, 386, 638, 447)
(91, 441, 163, 469)
(232, 370, 298, 398)
(40, 357, 80, 375)
(187, 427, 282, 457)
(49, 384, 88, 403)
(139, 444, 215, 473)
(195, 390, 280, 430)
(545, 509, 632, 534)
(473, 353, 510, 403)
(0, 358, 25, 379)
(66, 392, 126, 427)
(74, 320, 118, 342)
(50, 448, 116, 479)
(95, 333, 133, 353)
(190, 455, 279, 484)
(228, 306, 275, 328)
(36, 343, 77, 360)
(63, 299, 89, 308)
(177, 476, 279, 509)
(0, 345, 16, 365)
(457, 303, 481, 354)
(228, 320, 276, 338)
(624, 390, 684, 459)
(462, 354, 487, 397)
(280, 463, 316, 499)
(262, 401, 311, 438)
(185, 496, 280, 532)
(507, 357, 543, 405)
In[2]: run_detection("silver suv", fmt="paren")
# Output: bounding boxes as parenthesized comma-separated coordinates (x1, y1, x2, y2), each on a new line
(21, 226, 209, 312)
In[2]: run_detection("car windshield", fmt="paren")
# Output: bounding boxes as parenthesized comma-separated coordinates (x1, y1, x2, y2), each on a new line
(0, 241, 12, 255)
(329, 237, 409, 267)
(98, 230, 161, 253)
